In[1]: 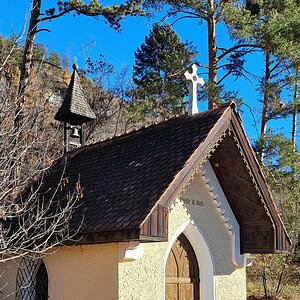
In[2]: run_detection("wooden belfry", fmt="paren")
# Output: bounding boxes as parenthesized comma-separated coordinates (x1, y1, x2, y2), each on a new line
(54, 63, 96, 152)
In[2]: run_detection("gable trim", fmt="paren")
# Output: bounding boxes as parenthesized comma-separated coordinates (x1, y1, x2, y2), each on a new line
(230, 109, 291, 252)
(141, 103, 290, 253)
(157, 105, 233, 209)
(202, 161, 255, 267)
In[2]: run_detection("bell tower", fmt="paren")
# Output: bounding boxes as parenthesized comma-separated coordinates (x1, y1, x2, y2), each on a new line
(54, 63, 96, 152)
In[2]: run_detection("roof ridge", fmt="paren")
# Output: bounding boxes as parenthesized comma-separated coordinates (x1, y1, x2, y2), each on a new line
(74, 114, 186, 151)
(68, 102, 233, 157)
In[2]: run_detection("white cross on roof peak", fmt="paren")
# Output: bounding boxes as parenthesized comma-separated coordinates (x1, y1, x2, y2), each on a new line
(184, 64, 205, 115)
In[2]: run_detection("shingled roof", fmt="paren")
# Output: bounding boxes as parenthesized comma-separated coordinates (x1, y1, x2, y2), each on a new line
(35, 103, 290, 253)
(54, 64, 96, 125)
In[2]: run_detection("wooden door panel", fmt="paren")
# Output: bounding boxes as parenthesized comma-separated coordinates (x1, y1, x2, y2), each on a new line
(181, 283, 194, 299)
(165, 234, 200, 300)
(166, 249, 178, 278)
(166, 284, 178, 300)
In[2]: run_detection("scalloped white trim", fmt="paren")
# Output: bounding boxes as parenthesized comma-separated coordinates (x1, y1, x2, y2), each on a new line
(177, 128, 229, 197)
(202, 161, 254, 267)
(231, 135, 274, 228)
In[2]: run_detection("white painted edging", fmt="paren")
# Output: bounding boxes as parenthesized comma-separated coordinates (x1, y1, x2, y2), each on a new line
(164, 220, 215, 300)
(202, 162, 254, 267)
(118, 242, 144, 262)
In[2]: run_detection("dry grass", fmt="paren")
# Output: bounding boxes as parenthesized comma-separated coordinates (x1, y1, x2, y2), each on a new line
(247, 276, 300, 300)
(247, 265, 300, 300)
(247, 255, 300, 300)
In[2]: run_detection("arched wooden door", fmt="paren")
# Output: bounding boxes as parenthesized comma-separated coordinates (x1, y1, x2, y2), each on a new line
(166, 233, 200, 300)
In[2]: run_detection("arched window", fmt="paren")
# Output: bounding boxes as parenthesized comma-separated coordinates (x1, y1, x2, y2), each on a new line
(16, 257, 48, 300)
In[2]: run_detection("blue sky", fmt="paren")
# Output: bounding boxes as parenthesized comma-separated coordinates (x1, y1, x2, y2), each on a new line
(0, 0, 296, 145)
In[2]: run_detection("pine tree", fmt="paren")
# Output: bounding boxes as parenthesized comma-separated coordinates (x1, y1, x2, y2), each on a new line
(226, 0, 300, 161)
(142, 0, 259, 109)
(133, 24, 197, 116)
(226, 3, 300, 295)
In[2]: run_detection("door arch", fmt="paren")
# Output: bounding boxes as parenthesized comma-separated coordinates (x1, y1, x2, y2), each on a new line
(164, 221, 215, 300)
(166, 233, 200, 300)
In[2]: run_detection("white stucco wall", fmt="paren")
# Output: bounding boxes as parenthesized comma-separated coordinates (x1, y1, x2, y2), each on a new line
(0, 243, 119, 300)
(118, 173, 246, 300)
(183, 174, 247, 300)
(0, 259, 20, 299)
(1, 173, 246, 300)
(45, 243, 118, 300)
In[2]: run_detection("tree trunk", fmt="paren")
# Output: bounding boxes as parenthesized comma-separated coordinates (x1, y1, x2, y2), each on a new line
(258, 52, 271, 162)
(11, 0, 41, 198)
(17, 0, 41, 104)
(292, 66, 298, 151)
(207, 0, 218, 110)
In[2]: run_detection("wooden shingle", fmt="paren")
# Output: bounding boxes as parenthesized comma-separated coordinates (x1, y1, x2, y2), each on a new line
(31, 103, 290, 252)
(54, 65, 96, 125)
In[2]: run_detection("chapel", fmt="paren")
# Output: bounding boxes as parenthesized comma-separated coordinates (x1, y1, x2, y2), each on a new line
(1, 64, 290, 300)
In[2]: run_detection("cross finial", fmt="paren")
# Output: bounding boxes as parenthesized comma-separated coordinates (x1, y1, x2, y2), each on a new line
(184, 64, 205, 115)
(73, 57, 78, 71)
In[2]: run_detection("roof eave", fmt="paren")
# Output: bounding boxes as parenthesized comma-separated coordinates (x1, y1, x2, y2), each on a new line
(66, 228, 167, 245)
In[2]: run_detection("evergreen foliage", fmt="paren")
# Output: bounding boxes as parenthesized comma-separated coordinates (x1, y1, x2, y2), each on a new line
(225, 0, 300, 160)
(141, 0, 262, 108)
(1, 1, 300, 296)
(0, 35, 21, 82)
(44, 0, 144, 31)
(262, 133, 300, 244)
(133, 24, 197, 116)
(225, 0, 300, 59)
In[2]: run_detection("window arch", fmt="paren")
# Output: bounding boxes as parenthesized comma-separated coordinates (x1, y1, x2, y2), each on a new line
(16, 257, 48, 300)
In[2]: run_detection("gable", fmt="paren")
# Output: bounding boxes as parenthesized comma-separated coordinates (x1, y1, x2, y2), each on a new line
(25, 103, 290, 254)
(151, 106, 290, 253)
(210, 134, 275, 253)
(35, 104, 228, 244)
(209, 112, 290, 253)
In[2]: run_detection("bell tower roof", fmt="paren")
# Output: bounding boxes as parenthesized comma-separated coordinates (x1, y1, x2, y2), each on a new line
(54, 64, 96, 125)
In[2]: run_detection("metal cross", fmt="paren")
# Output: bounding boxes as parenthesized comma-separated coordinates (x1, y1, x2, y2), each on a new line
(184, 64, 205, 115)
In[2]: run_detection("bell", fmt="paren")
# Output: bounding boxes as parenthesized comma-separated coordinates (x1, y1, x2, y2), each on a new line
(70, 126, 80, 139)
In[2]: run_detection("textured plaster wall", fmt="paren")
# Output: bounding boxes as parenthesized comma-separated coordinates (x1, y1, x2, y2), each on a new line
(44, 243, 118, 300)
(118, 174, 246, 300)
(0, 259, 20, 299)
(183, 175, 234, 274)
(177, 175, 246, 300)
(215, 270, 246, 300)
(118, 240, 167, 300)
